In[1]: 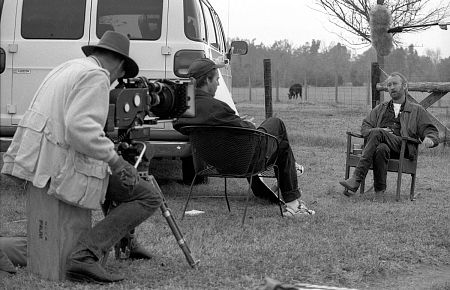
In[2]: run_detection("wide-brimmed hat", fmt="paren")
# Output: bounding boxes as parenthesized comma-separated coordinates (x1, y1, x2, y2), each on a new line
(82, 31, 139, 78)
(188, 58, 225, 79)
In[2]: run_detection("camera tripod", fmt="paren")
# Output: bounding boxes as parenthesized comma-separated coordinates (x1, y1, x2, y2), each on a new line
(105, 141, 199, 268)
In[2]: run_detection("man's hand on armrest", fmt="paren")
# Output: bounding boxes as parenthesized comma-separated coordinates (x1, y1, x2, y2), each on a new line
(241, 116, 256, 127)
(422, 136, 435, 148)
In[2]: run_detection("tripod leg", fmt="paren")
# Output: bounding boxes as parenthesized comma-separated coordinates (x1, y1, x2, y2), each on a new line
(147, 175, 199, 268)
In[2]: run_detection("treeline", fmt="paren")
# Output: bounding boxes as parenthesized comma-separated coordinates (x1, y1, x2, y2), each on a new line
(229, 38, 450, 88)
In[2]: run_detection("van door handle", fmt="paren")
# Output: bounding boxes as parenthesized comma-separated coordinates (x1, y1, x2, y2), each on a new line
(161, 46, 171, 55)
(8, 44, 18, 53)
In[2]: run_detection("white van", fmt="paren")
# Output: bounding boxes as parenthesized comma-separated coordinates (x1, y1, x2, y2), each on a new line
(0, 0, 247, 182)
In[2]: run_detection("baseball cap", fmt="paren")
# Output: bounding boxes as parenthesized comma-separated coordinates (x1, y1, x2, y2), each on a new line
(188, 58, 225, 79)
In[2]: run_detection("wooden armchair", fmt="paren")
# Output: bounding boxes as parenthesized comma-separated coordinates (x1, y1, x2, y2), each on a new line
(344, 131, 421, 201)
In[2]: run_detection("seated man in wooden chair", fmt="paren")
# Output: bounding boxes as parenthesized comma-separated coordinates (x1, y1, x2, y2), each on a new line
(339, 72, 439, 197)
(174, 58, 314, 217)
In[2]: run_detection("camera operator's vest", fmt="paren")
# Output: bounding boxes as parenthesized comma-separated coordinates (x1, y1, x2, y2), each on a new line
(1, 58, 112, 209)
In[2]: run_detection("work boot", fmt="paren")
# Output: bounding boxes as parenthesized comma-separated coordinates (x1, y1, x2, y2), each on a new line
(373, 190, 386, 202)
(129, 238, 152, 260)
(339, 175, 361, 195)
(66, 248, 124, 284)
(114, 232, 152, 260)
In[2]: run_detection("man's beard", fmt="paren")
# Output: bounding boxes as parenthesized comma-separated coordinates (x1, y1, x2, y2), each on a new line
(390, 90, 405, 101)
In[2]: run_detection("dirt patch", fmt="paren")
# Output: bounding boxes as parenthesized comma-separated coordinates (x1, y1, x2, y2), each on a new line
(366, 265, 450, 289)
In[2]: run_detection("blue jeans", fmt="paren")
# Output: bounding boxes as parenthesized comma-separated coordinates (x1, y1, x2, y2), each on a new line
(75, 173, 162, 260)
(257, 117, 301, 203)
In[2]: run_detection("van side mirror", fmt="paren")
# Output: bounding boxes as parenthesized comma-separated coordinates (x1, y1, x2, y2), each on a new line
(226, 41, 248, 60)
(0, 48, 5, 74)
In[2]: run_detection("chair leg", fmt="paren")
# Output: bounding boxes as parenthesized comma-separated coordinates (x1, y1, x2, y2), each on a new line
(345, 165, 350, 180)
(342, 166, 351, 195)
(224, 178, 231, 212)
(242, 175, 254, 226)
(396, 169, 403, 202)
(181, 174, 198, 220)
(410, 174, 416, 201)
(360, 177, 365, 194)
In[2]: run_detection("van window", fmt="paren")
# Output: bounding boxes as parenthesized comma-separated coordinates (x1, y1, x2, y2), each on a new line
(21, 0, 86, 39)
(200, 1, 219, 50)
(97, 0, 163, 40)
(212, 11, 226, 53)
(184, 0, 206, 42)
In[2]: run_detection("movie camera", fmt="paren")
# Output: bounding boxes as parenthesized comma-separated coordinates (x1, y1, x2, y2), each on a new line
(105, 76, 195, 142)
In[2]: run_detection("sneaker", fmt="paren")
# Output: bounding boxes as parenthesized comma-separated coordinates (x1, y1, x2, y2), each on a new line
(295, 163, 305, 176)
(283, 200, 315, 217)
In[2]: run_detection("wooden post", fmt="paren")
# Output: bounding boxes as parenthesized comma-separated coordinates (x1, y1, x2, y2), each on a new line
(334, 71, 339, 103)
(275, 70, 280, 103)
(27, 184, 91, 281)
(303, 74, 308, 102)
(263, 59, 273, 118)
(371, 62, 381, 108)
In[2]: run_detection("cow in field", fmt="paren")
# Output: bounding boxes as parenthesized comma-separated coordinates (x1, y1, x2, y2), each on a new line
(288, 83, 302, 101)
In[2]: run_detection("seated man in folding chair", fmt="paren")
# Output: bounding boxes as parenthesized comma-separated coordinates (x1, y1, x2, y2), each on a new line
(174, 58, 314, 217)
(339, 72, 439, 197)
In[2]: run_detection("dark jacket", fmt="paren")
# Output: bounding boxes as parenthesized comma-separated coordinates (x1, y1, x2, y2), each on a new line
(173, 89, 255, 132)
(361, 96, 439, 159)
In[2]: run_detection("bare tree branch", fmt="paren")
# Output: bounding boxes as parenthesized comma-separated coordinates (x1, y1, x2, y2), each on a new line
(315, 0, 450, 46)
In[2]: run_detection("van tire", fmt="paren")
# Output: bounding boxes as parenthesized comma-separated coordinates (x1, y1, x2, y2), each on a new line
(181, 156, 208, 185)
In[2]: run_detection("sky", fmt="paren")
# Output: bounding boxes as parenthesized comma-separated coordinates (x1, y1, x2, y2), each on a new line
(208, 0, 450, 59)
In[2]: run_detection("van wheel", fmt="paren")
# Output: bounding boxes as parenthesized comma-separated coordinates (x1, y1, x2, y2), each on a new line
(182, 156, 208, 185)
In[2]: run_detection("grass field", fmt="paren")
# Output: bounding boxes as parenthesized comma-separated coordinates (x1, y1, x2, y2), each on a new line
(1, 91, 450, 289)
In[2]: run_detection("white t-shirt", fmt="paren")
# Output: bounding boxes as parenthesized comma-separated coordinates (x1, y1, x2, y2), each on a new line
(393, 103, 401, 118)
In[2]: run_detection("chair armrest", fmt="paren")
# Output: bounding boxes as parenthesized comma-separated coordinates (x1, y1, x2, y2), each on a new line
(402, 136, 420, 144)
(346, 131, 363, 138)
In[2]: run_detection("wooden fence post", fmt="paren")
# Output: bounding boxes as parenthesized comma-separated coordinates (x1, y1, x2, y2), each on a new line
(275, 70, 280, 103)
(264, 59, 273, 119)
(371, 62, 381, 108)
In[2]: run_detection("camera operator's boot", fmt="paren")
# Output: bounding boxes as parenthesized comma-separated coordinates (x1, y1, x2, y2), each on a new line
(115, 230, 152, 260)
(102, 203, 152, 260)
(66, 245, 124, 283)
(129, 237, 153, 260)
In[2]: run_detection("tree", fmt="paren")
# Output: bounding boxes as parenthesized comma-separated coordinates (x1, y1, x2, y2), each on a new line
(326, 43, 351, 102)
(315, 0, 449, 46)
(437, 57, 450, 81)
